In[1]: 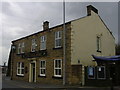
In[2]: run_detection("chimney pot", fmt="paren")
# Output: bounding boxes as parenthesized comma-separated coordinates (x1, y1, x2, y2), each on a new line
(43, 21, 49, 31)
(87, 5, 98, 16)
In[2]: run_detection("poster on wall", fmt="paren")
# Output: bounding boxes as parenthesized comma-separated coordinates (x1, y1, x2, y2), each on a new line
(88, 67, 95, 79)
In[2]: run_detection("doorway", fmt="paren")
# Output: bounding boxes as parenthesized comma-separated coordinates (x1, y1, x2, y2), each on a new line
(109, 64, 116, 85)
(29, 61, 36, 82)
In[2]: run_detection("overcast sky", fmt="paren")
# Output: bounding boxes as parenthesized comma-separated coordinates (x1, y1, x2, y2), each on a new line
(0, 1, 118, 65)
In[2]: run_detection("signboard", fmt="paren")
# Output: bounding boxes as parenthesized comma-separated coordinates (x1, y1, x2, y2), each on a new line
(88, 67, 95, 79)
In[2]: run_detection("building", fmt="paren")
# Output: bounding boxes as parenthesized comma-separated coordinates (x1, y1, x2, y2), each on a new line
(9, 5, 115, 86)
(0, 62, 8, 75)
(90, 55, 120, 86)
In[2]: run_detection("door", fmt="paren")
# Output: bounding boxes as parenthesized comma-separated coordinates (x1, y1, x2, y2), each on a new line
(109, 65, 116, 85)
(29, 62, 36, 83)
(31, 63, 35, 82)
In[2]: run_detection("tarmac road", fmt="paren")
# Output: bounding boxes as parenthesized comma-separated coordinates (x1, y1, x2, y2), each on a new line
(2, 75, 120, 90)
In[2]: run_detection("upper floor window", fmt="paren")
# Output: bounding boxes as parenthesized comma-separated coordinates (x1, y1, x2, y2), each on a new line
(21, 42, 25, 53)
(17, 62, 24, 76)
(55, 31, 62, 48)
(40, 60, 46, 76)
(40, 36, 46, 50)
(31, 39, 37, 52)
(18, 43, 21, 54)
(97, 36, 101, 52)
(54, 59, 62, 77)
(18, 42, 25, 54)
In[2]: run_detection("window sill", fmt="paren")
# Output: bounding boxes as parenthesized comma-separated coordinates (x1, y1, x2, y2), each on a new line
(39, 49, 47, 51)
(16, 75, 24, 77)
(16, 53, 24, 55)
(97, 78, 106, 80)
(38, 75, 46, 78)
(52, 76, 63, 79)
(88, 77, 95, 79)
(97, 50, 101, 53)
(30, 51, 36, 53)
(53, 47, 63, 50)
(16, 53, 21, 55)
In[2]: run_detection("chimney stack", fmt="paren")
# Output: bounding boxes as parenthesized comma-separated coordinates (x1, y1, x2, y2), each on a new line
(87, 5, 98, 16)
(43, 21, 49, 31)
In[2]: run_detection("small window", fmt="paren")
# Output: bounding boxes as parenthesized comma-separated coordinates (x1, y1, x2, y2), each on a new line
(40, 60, 46, 76)
(87, 67, 95, 79)
(40, 36, 46, 50)
(31, 39, 37, 52)
(17, 62, 24, 76)
(18, 43, 21, 54)
(97, 36, 101, 52)
(21, 42, 25, 53)
(97, 66, 106, 79)
(54, 59, 62, 77)
(55, 31, 62, 48)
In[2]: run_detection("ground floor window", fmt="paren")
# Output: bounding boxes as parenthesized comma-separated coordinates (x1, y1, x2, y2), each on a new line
(87, 66, 95, 79)
(54, 59, 62, 77)
(97, 66, 106, 79)
(17, 62, 24, 76)
(40, 60, 46, 76)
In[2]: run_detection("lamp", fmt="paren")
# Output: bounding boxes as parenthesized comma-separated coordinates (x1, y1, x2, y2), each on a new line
(12, 45, 16, 50)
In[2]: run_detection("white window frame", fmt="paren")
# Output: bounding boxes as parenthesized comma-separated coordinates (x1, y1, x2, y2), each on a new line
(97, 36, 101, 51)
(31, 39, 37, 52)
(97, 66, 106, 79)
(17, 62, 24, 76)
(87, 66, 95, 79)
(21, 42, 25, 53)
(55, 31, 62, 48)
(40, 36, 46, 50)
(54, 59, 62, 77)
(18, 43, 21, 54)
(40, 60, 46, 76)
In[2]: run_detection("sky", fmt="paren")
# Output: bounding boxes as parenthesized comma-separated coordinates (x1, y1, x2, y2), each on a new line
(0, 1, 119, 65)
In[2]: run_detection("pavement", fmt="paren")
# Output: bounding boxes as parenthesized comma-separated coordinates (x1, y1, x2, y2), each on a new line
(2, 75, 120, 90)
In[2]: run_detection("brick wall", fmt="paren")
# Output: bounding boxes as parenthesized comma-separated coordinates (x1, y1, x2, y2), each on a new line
(11, 22, 75, 85)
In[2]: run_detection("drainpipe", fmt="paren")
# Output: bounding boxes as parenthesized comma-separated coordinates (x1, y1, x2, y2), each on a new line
(10, 44, 13, 80)
(63, 0, 66, 85)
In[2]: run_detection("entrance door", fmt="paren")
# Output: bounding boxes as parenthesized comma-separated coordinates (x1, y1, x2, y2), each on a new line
(31, 63, 35, 82)
(109, 65, 116, 85)
(30, 62, 36, 82)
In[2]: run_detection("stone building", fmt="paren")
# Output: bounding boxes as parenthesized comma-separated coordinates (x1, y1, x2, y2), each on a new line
(10, 5, 115, 86)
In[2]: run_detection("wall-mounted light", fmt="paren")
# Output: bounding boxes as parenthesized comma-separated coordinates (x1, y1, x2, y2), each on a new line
(12, 45, 16, 50)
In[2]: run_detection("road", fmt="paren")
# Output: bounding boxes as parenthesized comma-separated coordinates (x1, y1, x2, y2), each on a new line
(2, 75, 120, 90)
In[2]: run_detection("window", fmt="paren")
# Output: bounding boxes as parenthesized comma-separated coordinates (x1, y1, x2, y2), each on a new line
(55, 31, 62, 48)
(40, 60, 46, 76)
(31, 39, 37, 52)
(97, 66, 106, 79)
(18, 43, 21, 54)
(17, 62, 24, 76)
(54, 59, 62, 77)
(18, 42, 25, 54)
(97, 36, 101, 52)
(40, 36, 46, 50)
(21, 42, 25, 53)
(87, 67, 95, 79)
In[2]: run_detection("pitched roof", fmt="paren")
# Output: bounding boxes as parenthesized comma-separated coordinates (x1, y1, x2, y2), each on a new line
(12, 14, 114, 43)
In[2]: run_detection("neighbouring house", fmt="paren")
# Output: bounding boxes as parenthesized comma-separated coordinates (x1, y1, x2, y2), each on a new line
(1, 63, 8, 75)
(92, 55, 120, 86)
(9, 5, 116, 86)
